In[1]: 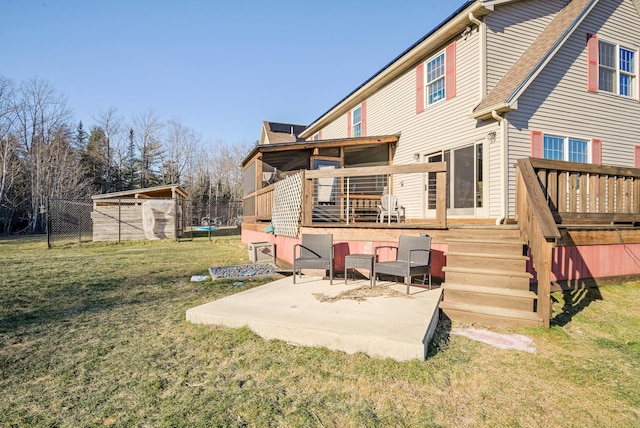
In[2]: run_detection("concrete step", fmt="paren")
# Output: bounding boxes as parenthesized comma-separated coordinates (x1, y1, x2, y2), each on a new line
(440, 301, 544, 328)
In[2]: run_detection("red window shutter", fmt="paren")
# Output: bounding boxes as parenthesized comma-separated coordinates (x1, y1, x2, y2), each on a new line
(635, 145, 640, 168)
(592, 138, 602, 165)
(445, 41, 457, 99)
(416, 63, 425, 113)
(587, 34, 598, 92)
(347, 110, 352, 138)
(531, 130, 544, 158)
(318, 130, 322, 140)
(361, 101, 367, 137)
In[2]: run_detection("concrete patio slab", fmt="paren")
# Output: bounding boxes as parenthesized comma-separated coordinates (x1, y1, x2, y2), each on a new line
(186, 275, 442, 361)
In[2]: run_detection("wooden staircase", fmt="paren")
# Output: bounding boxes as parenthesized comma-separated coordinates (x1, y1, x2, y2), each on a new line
(440, 227, 544, 327)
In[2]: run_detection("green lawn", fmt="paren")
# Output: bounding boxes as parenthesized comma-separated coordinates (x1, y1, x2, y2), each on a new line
(1, 235, 639, 427)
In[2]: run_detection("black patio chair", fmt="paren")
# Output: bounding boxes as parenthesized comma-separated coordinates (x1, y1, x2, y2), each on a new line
(372, 235, 432, 294)
(293, 233, 334, 284)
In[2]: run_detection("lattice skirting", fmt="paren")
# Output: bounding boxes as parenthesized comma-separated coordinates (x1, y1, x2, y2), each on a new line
(272, 172, 303, 237)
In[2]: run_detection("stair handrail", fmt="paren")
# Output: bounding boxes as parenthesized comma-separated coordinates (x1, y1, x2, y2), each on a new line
(516, 158, 561, 327)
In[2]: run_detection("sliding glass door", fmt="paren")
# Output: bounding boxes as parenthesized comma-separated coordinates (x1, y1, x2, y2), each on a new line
(425, 142, 485, 216)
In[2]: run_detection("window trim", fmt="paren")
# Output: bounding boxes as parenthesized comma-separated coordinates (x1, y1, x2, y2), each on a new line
(351, 105, 362, 138)
(542, 133, 592, 163)
(597, 37, 637, 99)
(424, 49, 446, 106)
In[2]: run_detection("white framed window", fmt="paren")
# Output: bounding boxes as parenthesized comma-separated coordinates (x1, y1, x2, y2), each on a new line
(425, 51, 446, 105)
(313, 133, 320, 141)
(598, 39, 636, 98)
(543, 134, 590, 163)
(351, 105, 362, 138)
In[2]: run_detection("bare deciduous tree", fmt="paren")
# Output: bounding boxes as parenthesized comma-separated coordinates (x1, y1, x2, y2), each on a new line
(95, 107, 124, 192)
(13, 77, 82, 232)
(133, 110, 163, 188)
(161, 119, 199, 185)
(0, 77, 18, 214)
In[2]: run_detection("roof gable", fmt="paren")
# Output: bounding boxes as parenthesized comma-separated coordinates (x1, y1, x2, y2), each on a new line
(473, 0, 600, 119)
(260, 121, 307, 145)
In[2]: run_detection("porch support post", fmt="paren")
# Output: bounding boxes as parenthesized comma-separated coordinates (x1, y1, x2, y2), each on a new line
(302, 171, 313, 227)
(436, 169, 447, 228)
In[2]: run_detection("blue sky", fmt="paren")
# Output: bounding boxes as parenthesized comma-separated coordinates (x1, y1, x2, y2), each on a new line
(2, 0, 462, 146)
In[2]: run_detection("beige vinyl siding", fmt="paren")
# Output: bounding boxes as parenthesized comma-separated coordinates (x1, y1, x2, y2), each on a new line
(485, 0, 569, 94)
(319, 27, 503, 219)
(504, 0, 640, 217)
(319, 114, 348, 140)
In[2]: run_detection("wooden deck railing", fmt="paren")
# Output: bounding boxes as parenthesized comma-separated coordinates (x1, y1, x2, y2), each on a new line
(243, 183, 275, 222)
(529, 158, 640, 224)
(516, 159, 561, 327)
(516, 157, 640, 326)
(303, 163, 447, 228)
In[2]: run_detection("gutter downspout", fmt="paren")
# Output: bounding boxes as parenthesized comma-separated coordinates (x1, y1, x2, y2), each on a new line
(491, 110, 507, 225)
(468, 12, 482, 27)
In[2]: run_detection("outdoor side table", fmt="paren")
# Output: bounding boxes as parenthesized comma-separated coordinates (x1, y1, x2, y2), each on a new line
(344, 254, 375, 287)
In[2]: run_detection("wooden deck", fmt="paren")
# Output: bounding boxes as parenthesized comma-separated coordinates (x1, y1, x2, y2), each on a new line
(242, 158, 640, 328)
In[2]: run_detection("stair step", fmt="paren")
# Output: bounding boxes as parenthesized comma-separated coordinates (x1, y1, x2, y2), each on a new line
(443, 268, 531, 289)
(446, 237, 521, 242)
(442, 283, 536, 312)
(439, 301, 544, 328)
(446, 239, 526, 257)
(445, 251, 529, 261)
(443, 266, 533, 279)
(442, 283, 536, 299)
(446, 253, 528, 273)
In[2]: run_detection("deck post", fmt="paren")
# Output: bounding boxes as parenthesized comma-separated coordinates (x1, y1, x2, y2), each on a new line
(538, 240, 553, 327)
(436, 170, 447, 228)
(302, 170, 312, 227)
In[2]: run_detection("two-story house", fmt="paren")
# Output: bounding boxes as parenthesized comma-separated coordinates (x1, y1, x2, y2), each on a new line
(241, 0, 640, 327)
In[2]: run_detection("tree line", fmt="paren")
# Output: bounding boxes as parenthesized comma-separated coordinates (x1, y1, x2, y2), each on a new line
(0, 76, 247, 234)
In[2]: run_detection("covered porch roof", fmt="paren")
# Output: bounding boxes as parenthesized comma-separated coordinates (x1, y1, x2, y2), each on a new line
(241, 134, 400, 168)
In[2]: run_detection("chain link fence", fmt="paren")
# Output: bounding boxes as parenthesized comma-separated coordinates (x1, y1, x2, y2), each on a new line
(47, 198, 93, 247)
(47, 197, 243, 247)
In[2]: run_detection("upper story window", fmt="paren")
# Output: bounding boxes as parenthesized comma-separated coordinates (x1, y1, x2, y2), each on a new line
(426, 51, 446, 105)
(589, 34, 637, 98)
(313, 132, 320, 141)
(599, 40, 636, 97)
(416, 41, 456, 113)
(351, 106, 362, 137)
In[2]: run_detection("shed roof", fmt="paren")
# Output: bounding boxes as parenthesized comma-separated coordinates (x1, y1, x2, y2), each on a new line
(91, 184, 188, 200)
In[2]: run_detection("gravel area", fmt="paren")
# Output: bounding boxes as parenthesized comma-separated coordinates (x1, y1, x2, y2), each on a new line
(208, 264, 279, 281)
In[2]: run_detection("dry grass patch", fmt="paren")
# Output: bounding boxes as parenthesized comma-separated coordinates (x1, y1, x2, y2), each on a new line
(1, 235, 639, 426)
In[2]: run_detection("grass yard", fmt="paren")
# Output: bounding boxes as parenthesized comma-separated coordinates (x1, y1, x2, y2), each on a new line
(1, 234, 639, 427)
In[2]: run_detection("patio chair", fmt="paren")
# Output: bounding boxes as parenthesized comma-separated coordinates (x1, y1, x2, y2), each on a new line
(372, 235, 432, 294)
(377, 194, 403, 223)
(293, 233, 334, 284)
